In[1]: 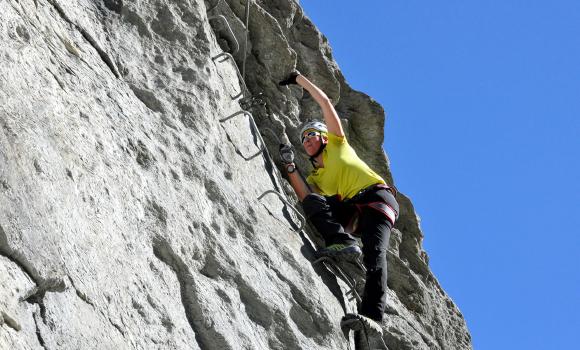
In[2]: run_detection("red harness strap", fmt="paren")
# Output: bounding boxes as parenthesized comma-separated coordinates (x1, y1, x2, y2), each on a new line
(344, 184, 398, 234)
(356, 201, 397, 226)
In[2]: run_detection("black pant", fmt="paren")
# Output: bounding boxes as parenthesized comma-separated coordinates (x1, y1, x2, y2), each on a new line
(302, 188, 399, 322)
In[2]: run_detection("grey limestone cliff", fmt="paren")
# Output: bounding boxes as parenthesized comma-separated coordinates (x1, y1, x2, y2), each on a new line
(0, 0, 472, 349)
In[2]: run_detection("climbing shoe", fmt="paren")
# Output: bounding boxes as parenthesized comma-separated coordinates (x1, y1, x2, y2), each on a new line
(340, 313, 383, 337)
(316, 243, 362, 260)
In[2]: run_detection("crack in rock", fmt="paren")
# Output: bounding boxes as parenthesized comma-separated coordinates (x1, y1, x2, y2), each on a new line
(67, 276, 96, 307)
(109, 317, 126, 336)
(127, 138, 156, 169)
(47, 0, 120, 78)
(0, 224, 40, 283)
(33, 311, 48, 350)
(1, 223, 66, 330)
(152, 236, 231, 350)
(129, 84, 165, 113)
(22, 277, 66, 324)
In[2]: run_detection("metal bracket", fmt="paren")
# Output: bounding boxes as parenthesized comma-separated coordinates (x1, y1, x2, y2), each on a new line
(258, 190, 306, 233)
(221, 111, 303, 233)
(208, 15, 240, 54)
(239, 93, 267, 114)
(220, 110, 287, 193)
(219, 110, 264, 160)
(313, 256, 363, 303)
(211, 52, 248, 100)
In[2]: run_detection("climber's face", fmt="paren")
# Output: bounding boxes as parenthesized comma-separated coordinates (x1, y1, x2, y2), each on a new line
(302, 130, 326, 156)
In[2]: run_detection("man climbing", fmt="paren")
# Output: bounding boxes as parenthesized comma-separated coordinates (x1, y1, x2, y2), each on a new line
(278, 72, 399, 338)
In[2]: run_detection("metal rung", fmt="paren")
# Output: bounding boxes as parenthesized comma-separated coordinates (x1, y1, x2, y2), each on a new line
(220, 111, 301, 234)
(313, 256, 362, 303)
(354, 257, 367, 273)
(258, 190, 306, 233)
(314, 255, 367, 274)
(209, 15, 240, 54)
(212, 52, 248, 100)
(221, 110, 291, 210)
(219, 110, 264, 160)
(345, 289, 358, 302)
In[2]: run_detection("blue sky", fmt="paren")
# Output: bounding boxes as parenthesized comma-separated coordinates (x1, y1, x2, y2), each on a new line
(300, 1, 580, 349)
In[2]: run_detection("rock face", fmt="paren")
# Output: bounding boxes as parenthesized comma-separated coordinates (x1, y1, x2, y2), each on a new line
(0, 0, 472, 349)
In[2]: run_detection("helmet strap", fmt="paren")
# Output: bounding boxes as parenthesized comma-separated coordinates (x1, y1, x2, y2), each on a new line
(309, 143, 326, 168)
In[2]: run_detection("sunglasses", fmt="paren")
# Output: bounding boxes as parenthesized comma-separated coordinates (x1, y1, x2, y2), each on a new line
(301, 130, 321, 143)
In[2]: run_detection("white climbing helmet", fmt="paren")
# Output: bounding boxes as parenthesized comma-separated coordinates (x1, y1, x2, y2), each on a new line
(299, 121, 327, 138)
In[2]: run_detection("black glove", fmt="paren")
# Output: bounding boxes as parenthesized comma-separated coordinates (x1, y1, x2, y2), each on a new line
(279, 144, 295, 164)
(278, 71, 301, 86)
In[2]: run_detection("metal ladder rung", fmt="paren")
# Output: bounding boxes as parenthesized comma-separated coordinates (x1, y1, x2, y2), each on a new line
(313, 256, 362, 303)
(221, 110, 280, 186)
(258, 190, 306, 233)
(219, 110, 264, 160)
(208, 15, 240, 54)
(220, 111, 304, 233)
(213, 41, 302, 237)
(212, 52, 248, 100)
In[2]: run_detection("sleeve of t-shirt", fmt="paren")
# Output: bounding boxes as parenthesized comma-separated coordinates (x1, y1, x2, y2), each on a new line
(326, 132, 347, 146)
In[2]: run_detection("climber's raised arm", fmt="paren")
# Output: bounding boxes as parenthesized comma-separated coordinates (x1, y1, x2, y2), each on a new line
(279, 72, 344, 137)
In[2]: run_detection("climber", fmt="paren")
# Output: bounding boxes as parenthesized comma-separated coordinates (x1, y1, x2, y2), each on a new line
(278, 72, 399, 336)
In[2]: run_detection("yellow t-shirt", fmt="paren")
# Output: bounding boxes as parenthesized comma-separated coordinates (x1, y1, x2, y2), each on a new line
(306, 133, 385, 199)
